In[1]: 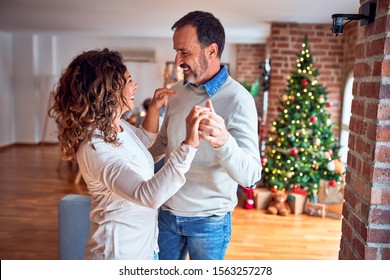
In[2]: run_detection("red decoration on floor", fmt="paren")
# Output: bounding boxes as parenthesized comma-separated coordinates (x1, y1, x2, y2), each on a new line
(242, 187, 254, 209)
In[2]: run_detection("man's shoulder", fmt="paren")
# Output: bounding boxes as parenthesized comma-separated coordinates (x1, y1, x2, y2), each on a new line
(220, 77, 253, 100)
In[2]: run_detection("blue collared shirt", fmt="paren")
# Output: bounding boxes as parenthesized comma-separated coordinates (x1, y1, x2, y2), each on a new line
(184, 65, 229, 97)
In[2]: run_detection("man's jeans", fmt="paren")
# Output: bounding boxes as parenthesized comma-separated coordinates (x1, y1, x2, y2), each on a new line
(158, 209, 232, 260)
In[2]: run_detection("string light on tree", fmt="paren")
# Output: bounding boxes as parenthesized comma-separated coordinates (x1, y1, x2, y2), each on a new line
(261, 35, 344, 201)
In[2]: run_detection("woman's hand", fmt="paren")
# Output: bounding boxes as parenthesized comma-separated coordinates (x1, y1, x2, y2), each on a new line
(142, 88, 176, 133)
(149, 88, 176, 112)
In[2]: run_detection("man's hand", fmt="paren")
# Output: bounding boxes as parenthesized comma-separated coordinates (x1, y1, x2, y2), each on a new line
(198, 100, 229, 148)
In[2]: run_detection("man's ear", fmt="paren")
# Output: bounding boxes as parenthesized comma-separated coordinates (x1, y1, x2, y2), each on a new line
(207, 43, 218, 58)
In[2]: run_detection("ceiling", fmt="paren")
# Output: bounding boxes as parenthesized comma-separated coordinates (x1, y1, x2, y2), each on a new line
(0, 0, 360, 43)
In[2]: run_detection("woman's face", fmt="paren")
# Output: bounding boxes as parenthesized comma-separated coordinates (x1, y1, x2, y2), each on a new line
(122, 69, 138, 111)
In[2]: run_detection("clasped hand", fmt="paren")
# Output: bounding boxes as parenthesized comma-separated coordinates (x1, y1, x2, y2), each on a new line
(184, 100, 229, 148)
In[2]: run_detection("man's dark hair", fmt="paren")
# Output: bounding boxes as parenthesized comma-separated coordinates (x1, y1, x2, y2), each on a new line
(172, 11, 225, 58)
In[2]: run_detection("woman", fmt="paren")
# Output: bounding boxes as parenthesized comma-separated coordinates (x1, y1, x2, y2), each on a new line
(49, 48, 209, 260)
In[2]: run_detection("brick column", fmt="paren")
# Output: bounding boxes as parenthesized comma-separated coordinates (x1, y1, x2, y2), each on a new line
(339, 0, 390, 260)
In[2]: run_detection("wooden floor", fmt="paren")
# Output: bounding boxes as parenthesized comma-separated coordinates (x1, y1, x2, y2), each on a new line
(0, 144, 342, 260)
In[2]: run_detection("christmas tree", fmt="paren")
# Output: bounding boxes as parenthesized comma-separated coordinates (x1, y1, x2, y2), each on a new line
(261, 36, 344, 202)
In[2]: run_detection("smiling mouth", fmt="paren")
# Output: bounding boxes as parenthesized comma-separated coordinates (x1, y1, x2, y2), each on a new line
(180, 64, 190, 71)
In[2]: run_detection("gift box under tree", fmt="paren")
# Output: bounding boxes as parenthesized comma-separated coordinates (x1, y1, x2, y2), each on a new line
(318, 179, 345, 219)
(288, 187, 308, 215)
(253, 187, 273, 210)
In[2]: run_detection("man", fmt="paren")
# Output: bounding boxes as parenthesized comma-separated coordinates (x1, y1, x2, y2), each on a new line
(149, 11, 261, 260)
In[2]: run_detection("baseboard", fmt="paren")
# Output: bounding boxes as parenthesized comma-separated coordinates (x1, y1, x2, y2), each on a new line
(0, 142, 58, 152)
(0, 143, 15, 152)
(39, 141, 58, 146)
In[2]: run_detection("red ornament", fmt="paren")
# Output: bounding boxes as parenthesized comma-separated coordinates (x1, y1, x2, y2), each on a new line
(329, 180, 337, 187)
(261, 157, 268, 165)
(301, 79, 309, 87)
(326, 102, 332, 108)
(290, 148, 299, 156)
(309, 116, 318, 123)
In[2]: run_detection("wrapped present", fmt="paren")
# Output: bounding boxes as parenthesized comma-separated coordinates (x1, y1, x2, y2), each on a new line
(291, 187, 308, 197)
(318, 179, 345, 204)
(325, 202, 344, 219)
(253, 188, 273, 210)
(305, 202, 325, 218)
(288, 193, 307, 215)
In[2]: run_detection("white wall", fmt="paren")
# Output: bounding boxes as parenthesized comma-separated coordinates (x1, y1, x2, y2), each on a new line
(13, 34, 41, 143)
(0, 32, 14, 147)
(0, 32, 237, 147)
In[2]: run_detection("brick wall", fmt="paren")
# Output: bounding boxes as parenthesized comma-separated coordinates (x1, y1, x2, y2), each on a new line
(235, 44, 267, 119)
(343, 22, 359, 76)
(236, 44, 266, 84)
(339, 0, 390, 260)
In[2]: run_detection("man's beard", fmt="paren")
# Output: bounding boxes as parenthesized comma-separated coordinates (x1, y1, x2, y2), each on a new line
(181, 54, 208, 85)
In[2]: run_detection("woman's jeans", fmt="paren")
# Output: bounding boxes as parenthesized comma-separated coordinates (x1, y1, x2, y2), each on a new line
(158, 209, 232, 260)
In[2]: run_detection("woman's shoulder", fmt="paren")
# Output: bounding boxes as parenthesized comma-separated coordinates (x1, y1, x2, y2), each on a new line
(120, 119, 137, 132)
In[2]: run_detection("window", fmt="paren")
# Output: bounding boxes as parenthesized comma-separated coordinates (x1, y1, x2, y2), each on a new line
(339, 72, 353, 163)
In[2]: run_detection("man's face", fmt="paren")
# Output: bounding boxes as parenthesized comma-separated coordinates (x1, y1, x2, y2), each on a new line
(173, 25, 210, 86)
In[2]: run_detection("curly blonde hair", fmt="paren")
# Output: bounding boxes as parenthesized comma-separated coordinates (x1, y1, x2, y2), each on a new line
(49, 48, 129, 160)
